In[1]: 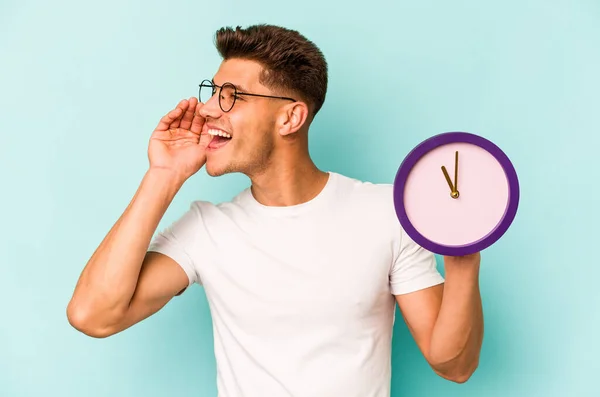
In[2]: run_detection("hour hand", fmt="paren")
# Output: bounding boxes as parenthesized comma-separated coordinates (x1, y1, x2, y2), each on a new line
(441, 165, 459, 199)
(441, 166, 455, 192)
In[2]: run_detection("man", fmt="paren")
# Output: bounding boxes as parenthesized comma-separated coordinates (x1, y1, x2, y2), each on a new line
(67, 24, 483, 396)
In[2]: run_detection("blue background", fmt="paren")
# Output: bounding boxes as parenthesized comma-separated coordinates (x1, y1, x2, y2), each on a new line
(1, 0, 598, 396)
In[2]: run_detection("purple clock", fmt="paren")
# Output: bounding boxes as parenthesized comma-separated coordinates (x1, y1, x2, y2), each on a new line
(393, 131, 520, 256)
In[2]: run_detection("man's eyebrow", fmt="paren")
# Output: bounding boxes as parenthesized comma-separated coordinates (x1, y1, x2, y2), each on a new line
(211, 78, 249, 92)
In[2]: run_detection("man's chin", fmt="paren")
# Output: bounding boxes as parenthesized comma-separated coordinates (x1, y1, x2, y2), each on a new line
(205, 161, 233, 177)
(205, 166, 225, 177)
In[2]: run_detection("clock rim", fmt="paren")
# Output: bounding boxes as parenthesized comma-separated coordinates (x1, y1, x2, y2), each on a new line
(393, 131, 520, 256)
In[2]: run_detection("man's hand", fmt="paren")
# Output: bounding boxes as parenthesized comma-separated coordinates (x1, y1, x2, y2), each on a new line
(148, 97, 212, 183)
(443, 252, 481, 268)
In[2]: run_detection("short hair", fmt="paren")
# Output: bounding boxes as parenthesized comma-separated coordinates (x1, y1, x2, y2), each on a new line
(214, 24, 328, 117)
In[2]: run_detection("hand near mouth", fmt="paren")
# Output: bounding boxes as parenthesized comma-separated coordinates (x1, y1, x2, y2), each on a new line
(148, 97, 212, 182)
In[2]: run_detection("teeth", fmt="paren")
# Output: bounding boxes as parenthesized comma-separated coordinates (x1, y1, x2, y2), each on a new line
(208, 129, 231, 139)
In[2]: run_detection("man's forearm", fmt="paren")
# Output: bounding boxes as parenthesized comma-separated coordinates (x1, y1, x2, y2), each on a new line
(429, 254, 483, 382)
(67, 169, 184, 327)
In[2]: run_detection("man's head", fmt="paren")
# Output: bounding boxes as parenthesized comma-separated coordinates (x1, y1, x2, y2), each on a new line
(198, 24, 328, 177)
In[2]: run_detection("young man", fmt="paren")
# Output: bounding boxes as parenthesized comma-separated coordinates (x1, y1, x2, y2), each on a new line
(67, 24, 484, 397)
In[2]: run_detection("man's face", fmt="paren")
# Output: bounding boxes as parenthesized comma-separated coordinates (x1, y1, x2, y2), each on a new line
(199, 59, 286, 177)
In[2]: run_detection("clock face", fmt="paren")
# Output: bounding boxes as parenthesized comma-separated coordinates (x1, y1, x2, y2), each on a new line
(393, 132, 519, 256)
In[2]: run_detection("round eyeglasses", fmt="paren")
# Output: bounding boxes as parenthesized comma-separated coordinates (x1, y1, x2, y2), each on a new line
(198, 79, 297, 112)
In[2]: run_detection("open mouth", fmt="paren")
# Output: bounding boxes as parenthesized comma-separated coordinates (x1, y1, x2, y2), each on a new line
(207, 128, 232, 150)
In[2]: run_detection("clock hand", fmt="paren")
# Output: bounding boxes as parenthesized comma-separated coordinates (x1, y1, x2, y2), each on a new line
(454, 150, 458, 193)
(442, 160, 459, 199)
(441, 166, 455, 192)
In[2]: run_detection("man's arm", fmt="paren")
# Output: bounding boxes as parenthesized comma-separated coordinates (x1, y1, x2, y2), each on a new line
(395, 253, 483, 383)
(66, 169, 189, 338)
(67, 97, 209, 338)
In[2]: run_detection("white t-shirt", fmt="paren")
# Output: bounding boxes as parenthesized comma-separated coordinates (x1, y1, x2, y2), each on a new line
(148, 171, 444, 397)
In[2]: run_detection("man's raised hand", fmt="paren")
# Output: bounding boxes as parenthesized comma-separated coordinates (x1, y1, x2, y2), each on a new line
(148, 97, 212, 182)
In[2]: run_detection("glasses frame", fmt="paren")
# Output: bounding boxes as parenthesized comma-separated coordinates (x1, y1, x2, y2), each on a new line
(199, 79, 297, 113)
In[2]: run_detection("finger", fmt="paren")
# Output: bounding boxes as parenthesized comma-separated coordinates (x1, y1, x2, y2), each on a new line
(179, 97, 198, 130)
(152, 136, 200, 146)
(198, 130, 212, 148)
(155, 99, 189, 131)
(170, 99, 190, 129)
(151, 127, 202, 143)
(190, 102, 205, 134)
(166, 127, 200, 139)
(155, 106, 184, 132)
(163, 137, 201, 146)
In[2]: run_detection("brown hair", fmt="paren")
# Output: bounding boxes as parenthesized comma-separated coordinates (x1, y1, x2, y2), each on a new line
(214, 24, 328, 117)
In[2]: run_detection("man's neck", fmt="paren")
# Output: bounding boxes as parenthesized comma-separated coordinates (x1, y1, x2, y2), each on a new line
(248, 158, 329, 207)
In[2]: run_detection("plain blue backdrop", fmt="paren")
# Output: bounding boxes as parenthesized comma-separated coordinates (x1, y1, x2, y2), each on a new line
(1, 0, 598, 396)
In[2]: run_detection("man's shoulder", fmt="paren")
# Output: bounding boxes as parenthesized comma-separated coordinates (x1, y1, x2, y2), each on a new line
(329, 172, 399, 221)
(184, 187, 253, 217)
(332, 172, 395, 202)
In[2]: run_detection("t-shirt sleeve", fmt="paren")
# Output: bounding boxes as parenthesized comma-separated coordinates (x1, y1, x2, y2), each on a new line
(389, 227, 445, 295)
(147, 202, 203, 287)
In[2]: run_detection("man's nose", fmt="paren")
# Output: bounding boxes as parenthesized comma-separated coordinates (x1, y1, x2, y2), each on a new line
(199, 93, 222, 119)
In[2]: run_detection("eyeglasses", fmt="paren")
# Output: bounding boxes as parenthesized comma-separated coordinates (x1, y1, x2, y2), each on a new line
(199, 79, 297, 112)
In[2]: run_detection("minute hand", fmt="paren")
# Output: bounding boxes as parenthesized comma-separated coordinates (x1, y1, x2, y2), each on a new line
(454, 150, 458, 193)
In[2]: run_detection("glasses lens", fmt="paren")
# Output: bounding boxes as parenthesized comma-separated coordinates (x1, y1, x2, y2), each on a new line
(199, 81, 215, 103)
(220, 83, 236, 112)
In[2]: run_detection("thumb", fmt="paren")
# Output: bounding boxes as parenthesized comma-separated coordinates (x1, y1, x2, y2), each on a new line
(199, 131, 212, 149)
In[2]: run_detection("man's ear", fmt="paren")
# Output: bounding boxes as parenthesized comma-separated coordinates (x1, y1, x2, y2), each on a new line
(277, 102, 309, 137)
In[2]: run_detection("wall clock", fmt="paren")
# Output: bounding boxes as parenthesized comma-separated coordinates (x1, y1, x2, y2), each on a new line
(393, 131, 520, 256)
